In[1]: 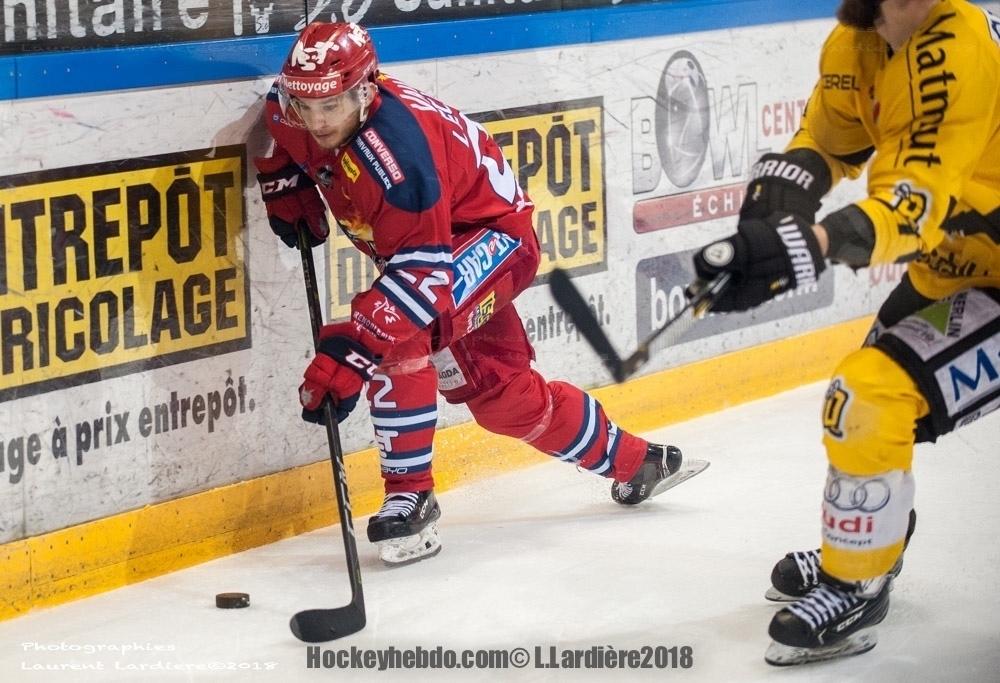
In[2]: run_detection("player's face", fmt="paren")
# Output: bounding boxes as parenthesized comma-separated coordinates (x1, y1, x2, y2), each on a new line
(291, 88, 364, 150)
(836, 0, 884, 29)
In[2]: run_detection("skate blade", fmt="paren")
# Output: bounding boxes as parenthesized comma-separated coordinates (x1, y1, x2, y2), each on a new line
(765, 576, 897, 603)
(764, 630, 878, 666)
(764, 587, 798, 602)
(649, 459, 710, 498)
(376, 523, 442, 567)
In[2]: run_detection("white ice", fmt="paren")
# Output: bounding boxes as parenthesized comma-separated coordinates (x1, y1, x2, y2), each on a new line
(2, 382, 998, 682)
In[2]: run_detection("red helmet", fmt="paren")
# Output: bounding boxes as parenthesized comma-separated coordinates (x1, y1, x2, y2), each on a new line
(279, 22, 378, 100)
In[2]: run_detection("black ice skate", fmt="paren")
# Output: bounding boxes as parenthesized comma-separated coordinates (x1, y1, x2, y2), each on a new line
(765, 509, 916, 601)
(765, 573, 891, 666)
(611, 444, 709, 505)
(367, 491, 442, 566)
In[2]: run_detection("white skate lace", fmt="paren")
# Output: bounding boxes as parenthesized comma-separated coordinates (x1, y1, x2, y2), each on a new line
(786, 583, 861, 631)
(791, 550, 821, 588)
(375, 492, 420, 519)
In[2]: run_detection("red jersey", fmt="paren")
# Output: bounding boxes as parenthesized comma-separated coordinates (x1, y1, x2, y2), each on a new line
(264, 75, 536, 352)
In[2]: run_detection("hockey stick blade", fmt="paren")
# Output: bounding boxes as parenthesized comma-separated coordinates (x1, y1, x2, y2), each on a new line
(290, 603, 366, 643)
(548, 268, 626, 381)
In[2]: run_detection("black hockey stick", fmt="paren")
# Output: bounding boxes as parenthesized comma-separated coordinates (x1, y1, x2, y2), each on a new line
(289, 228, 366, 643)
(549, 269, 731, 383)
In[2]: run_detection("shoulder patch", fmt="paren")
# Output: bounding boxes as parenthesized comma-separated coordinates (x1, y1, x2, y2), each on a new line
(352, 89, 441, 212)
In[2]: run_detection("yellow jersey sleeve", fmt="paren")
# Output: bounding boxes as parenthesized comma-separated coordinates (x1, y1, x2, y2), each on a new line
(787, 25, 882, 186)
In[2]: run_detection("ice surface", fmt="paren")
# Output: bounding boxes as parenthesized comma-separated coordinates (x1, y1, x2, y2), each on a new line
(2, 382, 997, 682)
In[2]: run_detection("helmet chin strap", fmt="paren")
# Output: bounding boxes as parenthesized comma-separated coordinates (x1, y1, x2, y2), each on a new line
(328, 83, 375, 153)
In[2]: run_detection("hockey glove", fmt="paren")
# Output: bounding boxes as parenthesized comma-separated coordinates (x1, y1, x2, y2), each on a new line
(299, 324, 380, 424)
(692, 212, 826, 313)
(255, 155, 330, 249)
(740, 150, 831, 224)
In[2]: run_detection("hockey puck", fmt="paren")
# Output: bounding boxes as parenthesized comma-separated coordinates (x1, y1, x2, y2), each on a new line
(215, 592, 250, 609)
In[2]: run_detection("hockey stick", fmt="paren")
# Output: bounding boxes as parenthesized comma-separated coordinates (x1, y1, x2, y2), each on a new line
(549, 269, 731, 383)
(289, 228, 366, 643)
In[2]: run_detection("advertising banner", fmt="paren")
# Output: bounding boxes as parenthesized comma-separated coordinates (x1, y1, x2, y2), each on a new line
(3, 14, 900, 543)
(0, 147, 249, 401)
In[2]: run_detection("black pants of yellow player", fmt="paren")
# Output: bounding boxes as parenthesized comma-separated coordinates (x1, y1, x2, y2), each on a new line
(819, 287, 1000, 584)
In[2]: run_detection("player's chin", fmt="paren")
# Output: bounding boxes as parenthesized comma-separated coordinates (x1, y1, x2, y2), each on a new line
(311, 130, 348, 150)
(836, 0, 880, 30)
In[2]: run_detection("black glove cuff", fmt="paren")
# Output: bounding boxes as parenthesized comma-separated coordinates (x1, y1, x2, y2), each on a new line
(316, 336, 379, 380)
(741, 149, 832, 222)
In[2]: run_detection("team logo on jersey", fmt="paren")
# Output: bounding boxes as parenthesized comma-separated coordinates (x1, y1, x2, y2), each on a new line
(889, 182, 930, 236)
(335, 216, 374, 243)
(466, 291, 497, 333)
(341, 154, 360, 182)
(822, 378, 853, 440)
(373, 299, 400, 325)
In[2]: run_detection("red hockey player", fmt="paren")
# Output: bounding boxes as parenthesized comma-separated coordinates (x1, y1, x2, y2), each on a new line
(255, 22, 704, 565)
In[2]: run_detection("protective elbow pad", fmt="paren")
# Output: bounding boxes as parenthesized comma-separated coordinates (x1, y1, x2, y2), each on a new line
(820, 204, 877, 267)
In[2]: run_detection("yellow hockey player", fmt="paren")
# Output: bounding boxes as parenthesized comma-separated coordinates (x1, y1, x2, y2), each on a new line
(690, 0, 1000, 665)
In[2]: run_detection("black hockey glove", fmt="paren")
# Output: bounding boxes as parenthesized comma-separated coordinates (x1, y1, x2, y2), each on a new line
(740, 149, 831, 224)
(255, 157, 329, 249)
(692, 212, 826, 312)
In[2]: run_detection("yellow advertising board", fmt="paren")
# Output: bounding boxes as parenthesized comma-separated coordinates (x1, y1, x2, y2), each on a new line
(476, 96, 607, 277)
(0, 146, 249, 400)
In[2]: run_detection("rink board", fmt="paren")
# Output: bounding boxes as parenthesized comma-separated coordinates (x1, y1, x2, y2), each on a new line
(6, 0, 994, 619)
(1, 316, 871, 619)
